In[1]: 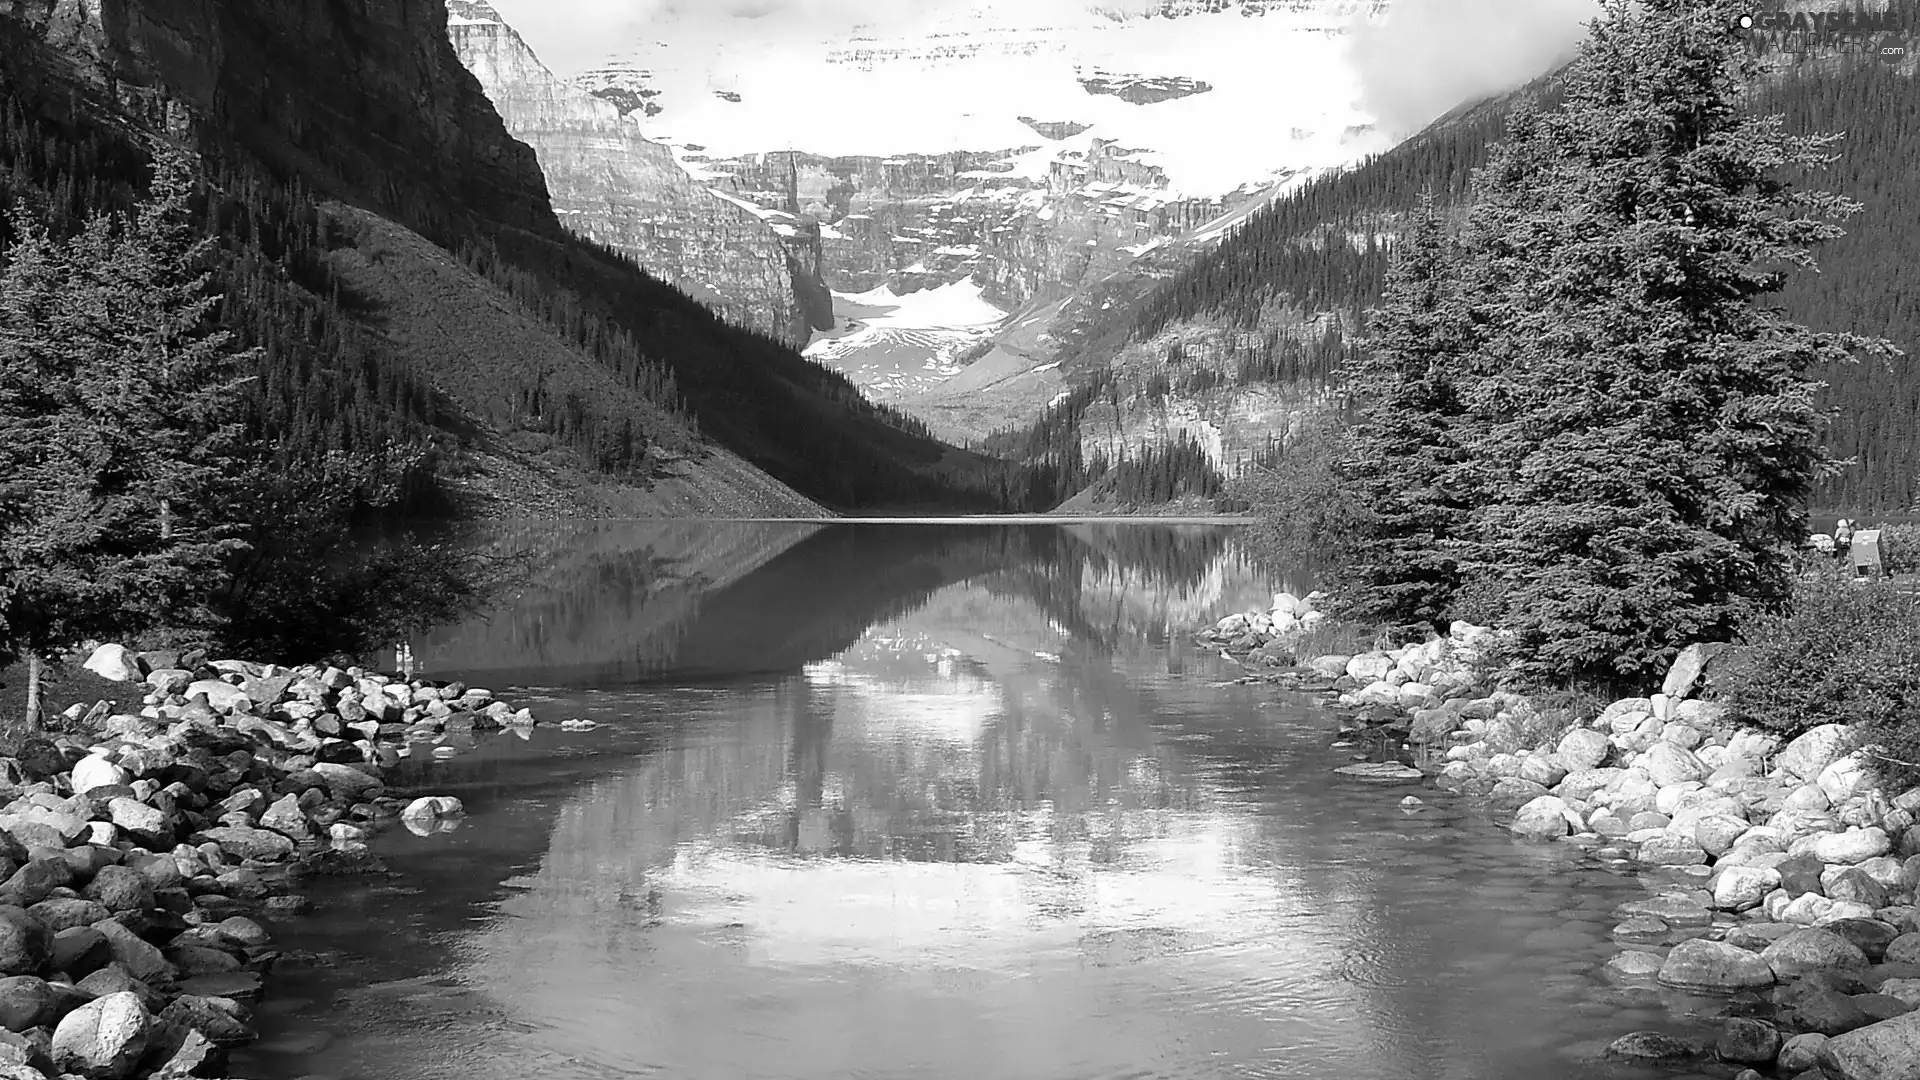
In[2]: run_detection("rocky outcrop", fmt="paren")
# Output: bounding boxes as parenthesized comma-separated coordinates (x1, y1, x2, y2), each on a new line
(1, 0, 557, 239)
(445, 1, 829, 347)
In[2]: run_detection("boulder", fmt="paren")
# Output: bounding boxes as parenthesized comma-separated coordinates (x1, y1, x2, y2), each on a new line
(197, 826, 294, 862)
(1780, 724, 1856, 782)
(1819, 1010, 1920, 1079)
(1643, 743, 1708, 786)
(1764, 928, 1872, 980)
(1557, 728, 1611, 771)
(69, 755, 129, 797)
(1819, 830, 1895, 866)
(183, 680, 251, 714)
(1605, 1031, 1698, 1063)
(1639, 835, 1710, 866)
(1716, 1017, 1782, 1065)
(1511, 796, 1574, 841)
(0, 974, 64, 1032)
(1777, 978, 1878, 1035)
(0, 909, 47, 977)
(1663, 643, 1729, 701)
(1822, 756, 1878, 805)
(82, 645, 144, 683)
(1659, 938, 1778, 993)
(104, 799, 169, 846)
(92, 921, 169, 986)
(1714, 865, 1781, 911)
(81, 867, 153, 915)
(50, 990, 149, 1079)
(1778, 1032, 1829, 1072)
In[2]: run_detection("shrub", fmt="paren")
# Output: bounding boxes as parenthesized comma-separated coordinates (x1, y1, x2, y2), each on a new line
(1875, 522, 1920, 575)
(1716, 572, 1920, 780)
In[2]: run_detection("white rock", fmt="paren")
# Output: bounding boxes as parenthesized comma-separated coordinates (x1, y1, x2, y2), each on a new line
(71, 753, 129, 795)
(51, 990, 150, 1078)
(82, 644, 143, 682)
(1713, 865, 1781, 911)
(184, 679, 251, 714)
(1346, 653, 1394, 683)
(1814, 828, 1893, 866)
(1819, 755, 1877, 805)
(1643, 743, 1707, 787)
(1777, 724, 1855, 782)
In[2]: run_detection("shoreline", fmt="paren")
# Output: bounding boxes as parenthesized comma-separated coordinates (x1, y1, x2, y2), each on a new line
(1203, 600, 1920, 1075)
(0, 643, 552, 1079)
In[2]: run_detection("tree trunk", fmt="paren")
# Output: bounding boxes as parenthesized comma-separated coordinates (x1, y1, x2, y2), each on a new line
(23, 654, 44, 731)
(160, 496, 172, 541)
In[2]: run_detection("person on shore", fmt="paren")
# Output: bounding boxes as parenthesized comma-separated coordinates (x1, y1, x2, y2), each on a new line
(1835, 519, 1854, 564)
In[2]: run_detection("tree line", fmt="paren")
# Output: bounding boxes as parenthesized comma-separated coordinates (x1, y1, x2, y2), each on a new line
(1124, 10, 1917, 512)
(1287, 0, 1892, 690)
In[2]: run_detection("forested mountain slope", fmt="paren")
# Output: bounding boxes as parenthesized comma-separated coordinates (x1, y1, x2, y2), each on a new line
(1007, 32, 1917, 512)
(0, 0, 1007, 515)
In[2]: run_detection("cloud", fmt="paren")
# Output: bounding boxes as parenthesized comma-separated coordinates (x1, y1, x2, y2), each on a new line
(1346, 0, 1600, 138)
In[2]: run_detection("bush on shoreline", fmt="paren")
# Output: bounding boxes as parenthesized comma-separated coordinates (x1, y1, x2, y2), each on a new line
(1877, 521, 1920, 575)
(1715, 571, 1920, 779)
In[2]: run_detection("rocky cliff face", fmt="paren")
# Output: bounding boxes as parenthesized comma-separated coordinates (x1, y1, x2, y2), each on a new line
(3, 0, 556, 239)
(445, 1, 830, 348)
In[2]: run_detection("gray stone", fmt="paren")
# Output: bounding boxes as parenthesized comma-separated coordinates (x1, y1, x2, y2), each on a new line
(1663, 643, 1729, 701)
(197, 826, 294, 862)
(1643, 743, 1708, 786)
(0, 908, 47, 978)
(81, 867, 153, 915)
(1640, 835, 1710, 866)
(1716, 1016, 1782, 1064)
(1764, 928, 1872, 980)
(1605, 1031, 1698, 1062)
(1510, 795, 1573, 841)
(1820, 1010, 1920, 1079)
(1557, 728, 1611, 771)
(1821, 830, 1897, 866)
(1780, 724, 1856, 782)
(1778, 1032, 1829, 1071)
(0, 975, 63, 1032)
(1659, 938, 1778, 993)
(91, 921, 169, 987)
(1332, 763, 1423, 782)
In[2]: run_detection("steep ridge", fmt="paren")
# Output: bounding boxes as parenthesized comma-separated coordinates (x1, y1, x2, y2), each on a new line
(445, 0, 832, 349)
(0, 0, 1005, 514)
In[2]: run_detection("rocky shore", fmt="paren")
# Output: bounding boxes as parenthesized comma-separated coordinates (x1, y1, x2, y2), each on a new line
(1202, 597, 1920, 1080)
(0, 642, 542, 1080)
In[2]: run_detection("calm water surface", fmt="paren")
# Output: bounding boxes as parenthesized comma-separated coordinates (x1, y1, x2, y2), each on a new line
(238, 523, 1723, 1080)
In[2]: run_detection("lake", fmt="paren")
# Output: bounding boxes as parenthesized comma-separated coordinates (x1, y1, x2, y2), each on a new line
(233, 521, 1719, 1080)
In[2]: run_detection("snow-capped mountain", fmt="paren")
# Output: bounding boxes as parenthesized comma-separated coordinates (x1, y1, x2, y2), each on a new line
(564, 0, 1391, 428)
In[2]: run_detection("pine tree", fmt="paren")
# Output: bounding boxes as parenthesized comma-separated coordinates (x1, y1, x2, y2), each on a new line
(1326, 192, 1476, 634)
(1448, 0, 1891, 687)
(0, 147, 253, 727)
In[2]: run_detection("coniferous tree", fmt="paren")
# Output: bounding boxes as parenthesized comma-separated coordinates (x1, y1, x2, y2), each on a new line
(1326, 192, 1476, 634)
(0, 148, 252, 727)
(1447, 0, 1890, 687)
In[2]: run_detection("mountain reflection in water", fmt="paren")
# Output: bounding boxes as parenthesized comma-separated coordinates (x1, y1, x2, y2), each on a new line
(243, 523, 1686, 1080)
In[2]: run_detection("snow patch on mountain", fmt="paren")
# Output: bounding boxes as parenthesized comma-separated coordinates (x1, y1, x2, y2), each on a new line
(579, 0, 1391, 198)
(805, 282, 1011, 400)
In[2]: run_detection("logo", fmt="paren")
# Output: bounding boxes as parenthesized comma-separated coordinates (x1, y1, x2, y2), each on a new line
(1735, 6, 1914, 66)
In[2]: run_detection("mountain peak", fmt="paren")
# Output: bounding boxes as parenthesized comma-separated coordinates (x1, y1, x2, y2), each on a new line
(445, 1, 504, 26)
